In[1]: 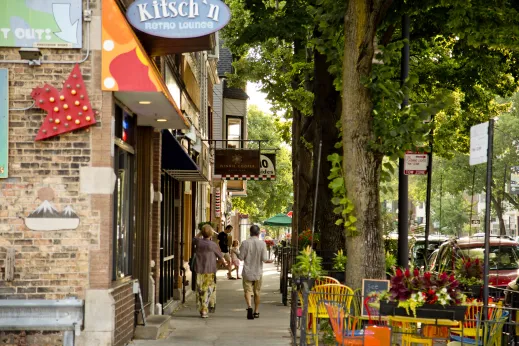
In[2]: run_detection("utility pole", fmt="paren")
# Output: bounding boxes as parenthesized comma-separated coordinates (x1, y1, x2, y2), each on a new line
(397, 14, 410, 268)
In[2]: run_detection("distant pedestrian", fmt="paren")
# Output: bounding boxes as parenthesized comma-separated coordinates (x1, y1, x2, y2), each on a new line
(218, 225, 235, 279)
(230, 240, 241, 279)
(238, 225, 273, 319)
(195, 224, 227, 318)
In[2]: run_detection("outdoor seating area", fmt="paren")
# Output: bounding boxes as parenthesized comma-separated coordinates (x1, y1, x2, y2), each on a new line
(279, 242, 519, 346)
(290, 282, 517, 346)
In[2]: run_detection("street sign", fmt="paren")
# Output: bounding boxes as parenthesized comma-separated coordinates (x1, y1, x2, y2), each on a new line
(511, 166, 519, 195)
(471, 219, 481, 227)
(404, 151, 428, 175)
(470, 122, 489, 166)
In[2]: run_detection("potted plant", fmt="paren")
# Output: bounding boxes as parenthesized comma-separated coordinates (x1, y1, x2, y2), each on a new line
(385, 252, 397, 279)
(377, 268, 467, 320)
(455, 257, 483, 298)
(298, 229, 319, 249)
(265, 239, 275, 259)
(328, 249, 347, 283)
(292, 245, 323, 288)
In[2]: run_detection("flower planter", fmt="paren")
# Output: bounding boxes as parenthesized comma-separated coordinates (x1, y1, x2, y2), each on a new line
(379, 301, 467, 321)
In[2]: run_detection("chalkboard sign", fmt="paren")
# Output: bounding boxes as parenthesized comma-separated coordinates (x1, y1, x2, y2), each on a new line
(361, 279, 390, 318)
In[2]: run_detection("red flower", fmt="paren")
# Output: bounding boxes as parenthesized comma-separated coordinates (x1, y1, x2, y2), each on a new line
(395, 268, 403, 277)
(424, 272, 431, 280)
(404, 269, 411, 278)
(413, 268, 419, 277)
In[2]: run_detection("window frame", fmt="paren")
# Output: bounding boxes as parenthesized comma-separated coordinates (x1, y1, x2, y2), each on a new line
(226, 115, 244, 149)
(112, 104, 136, 281)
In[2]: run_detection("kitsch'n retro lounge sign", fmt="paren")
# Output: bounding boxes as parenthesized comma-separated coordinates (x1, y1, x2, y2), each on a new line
(126, 0, 231, 39)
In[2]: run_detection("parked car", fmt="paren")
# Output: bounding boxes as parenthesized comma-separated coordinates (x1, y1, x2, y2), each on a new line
(410, 235, 449, 269)
(430, 236, 519, 289)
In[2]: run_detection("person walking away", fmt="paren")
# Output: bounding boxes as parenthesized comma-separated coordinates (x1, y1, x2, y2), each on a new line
(218, 225, 235, 279)
(230, 240, 241, 279)
(195, 224, 227, 318)
(238, 225, 273, 320)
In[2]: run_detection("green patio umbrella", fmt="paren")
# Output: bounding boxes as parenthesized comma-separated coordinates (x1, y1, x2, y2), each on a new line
(263, 213, 293, 227)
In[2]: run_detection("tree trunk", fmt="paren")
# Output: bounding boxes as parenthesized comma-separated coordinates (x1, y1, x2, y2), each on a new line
(491, 195, 507, 236)
(292, 106, 314, 248)
(313, 48, 344, 257)
(342, 0, 386, 290)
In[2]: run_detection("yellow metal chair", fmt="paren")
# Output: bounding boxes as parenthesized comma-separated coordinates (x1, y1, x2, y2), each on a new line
(315, 276, 340, 286)
(388, 316, 433, 346)
(449, 304, 508, 346)
(309, 284, 354, 346)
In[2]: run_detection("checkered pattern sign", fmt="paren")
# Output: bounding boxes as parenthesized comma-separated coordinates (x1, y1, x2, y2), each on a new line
(223, 175, 276, 181)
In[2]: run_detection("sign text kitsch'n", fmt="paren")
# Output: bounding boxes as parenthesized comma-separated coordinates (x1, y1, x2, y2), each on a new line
(126, 0, 231, 39)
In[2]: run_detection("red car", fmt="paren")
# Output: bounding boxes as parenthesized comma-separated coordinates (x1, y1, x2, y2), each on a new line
(430, 236, 519, 288)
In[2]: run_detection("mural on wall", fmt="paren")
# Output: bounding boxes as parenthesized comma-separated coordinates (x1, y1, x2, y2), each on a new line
(31, 64, 97, 141)
(24, 187, 80, 231)
(0, 0, 83, 49)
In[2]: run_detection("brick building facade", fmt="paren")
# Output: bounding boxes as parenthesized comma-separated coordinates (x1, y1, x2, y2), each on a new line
(0, 0, 250, 345)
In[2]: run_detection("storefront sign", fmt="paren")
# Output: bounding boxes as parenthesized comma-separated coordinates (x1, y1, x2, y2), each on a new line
(260, 154, 276, 180)
(214, 149, 260, 176)
(32, 64, 96, 141)
(0, 0, 82, 48)
(126, 0, 231, 39)
(0, 69, 7, 178)
(214, 187, 221, 218)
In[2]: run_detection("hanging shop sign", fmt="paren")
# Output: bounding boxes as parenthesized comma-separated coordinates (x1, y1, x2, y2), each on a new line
(31, 64, 97, 141)
(126, 0, 231, 39)
(259, 154, 276, 180)
(215, 149, 260, 177)
(222, 153, 276, 180)
(0, 69, 7, 179)
(214, 187, 221, 218)
(511, 166, 519, 195)
(404, 151, 428, 175)
(0, 0, 82, 48)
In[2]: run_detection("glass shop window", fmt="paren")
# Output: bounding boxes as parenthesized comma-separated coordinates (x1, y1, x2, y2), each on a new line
(113, 105, 135, 280)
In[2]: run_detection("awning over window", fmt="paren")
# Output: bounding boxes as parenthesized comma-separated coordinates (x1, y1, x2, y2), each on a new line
(162, 130, 207, 181)
(101, 0, 188, 130)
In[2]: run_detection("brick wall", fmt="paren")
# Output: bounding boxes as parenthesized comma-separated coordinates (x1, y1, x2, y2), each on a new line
(0, 0, 114, 344)
(112, 283, 134, 346)
(0, 59, 98, 290)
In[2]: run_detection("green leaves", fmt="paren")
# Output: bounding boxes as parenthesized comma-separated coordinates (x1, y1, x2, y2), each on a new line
(327, 137, 357, 236)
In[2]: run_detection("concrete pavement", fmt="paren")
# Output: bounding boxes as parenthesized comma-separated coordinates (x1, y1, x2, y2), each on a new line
(130, 263, 292, 346)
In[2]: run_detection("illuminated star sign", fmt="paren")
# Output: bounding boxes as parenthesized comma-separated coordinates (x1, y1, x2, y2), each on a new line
(31, 64, 96, 141)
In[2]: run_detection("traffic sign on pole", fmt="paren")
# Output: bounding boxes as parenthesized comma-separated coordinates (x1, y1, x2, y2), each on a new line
(404, 151, 428, 175)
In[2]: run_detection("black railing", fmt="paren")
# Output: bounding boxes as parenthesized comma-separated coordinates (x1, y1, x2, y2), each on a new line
(280, 246, 295, 306)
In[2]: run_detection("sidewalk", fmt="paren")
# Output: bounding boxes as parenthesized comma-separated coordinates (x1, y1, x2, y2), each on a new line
(130, 263, 292, 346)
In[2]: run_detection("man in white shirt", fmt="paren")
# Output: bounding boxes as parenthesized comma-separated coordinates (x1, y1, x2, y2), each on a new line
(238, 225, 273, 319)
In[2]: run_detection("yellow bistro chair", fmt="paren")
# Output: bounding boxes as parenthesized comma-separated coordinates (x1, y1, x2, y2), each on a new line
(315, 275, 340, 286)
(309, 284, 354, 346)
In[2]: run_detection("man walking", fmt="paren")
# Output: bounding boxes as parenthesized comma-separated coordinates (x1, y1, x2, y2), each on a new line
(238, 225, 273, 319)
(218, 225, 235, 279)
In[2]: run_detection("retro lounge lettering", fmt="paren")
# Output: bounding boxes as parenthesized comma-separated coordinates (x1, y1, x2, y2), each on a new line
(126, 0, 231, 39)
